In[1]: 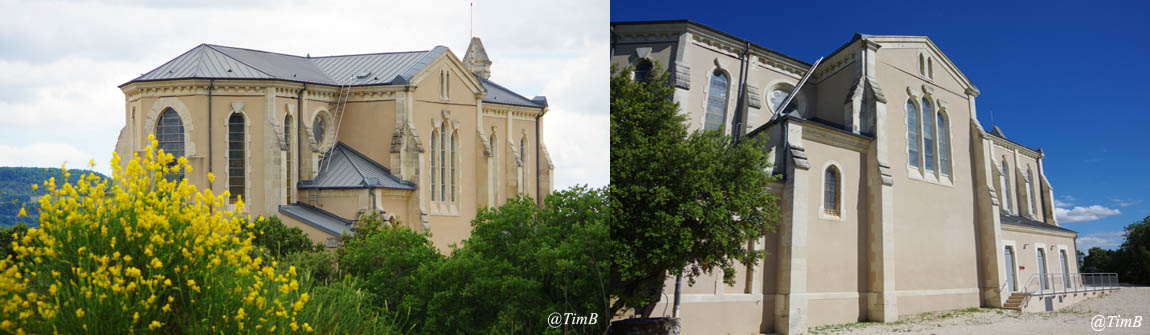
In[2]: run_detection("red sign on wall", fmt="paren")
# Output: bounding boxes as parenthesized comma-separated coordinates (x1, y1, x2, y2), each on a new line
(1019, 266, 1025, 270)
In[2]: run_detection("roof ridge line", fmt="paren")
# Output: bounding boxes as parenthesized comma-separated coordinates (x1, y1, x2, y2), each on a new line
(126, 43, 209, 85)
(481, 78, 541, 106)
(334, 141, 413, 186)
(204, 44, 277, 79)
(333, 143, 367, 180)
(310, 49, 430, 59)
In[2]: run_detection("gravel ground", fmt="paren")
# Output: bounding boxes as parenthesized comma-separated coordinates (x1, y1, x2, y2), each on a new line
(809, 287, 1149, 334)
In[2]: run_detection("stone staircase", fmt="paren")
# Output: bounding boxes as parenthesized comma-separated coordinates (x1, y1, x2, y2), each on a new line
(1004, 292, 1026, 310)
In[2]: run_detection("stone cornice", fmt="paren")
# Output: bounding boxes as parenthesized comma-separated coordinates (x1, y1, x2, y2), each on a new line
(690, 32, 808, 77)
(482, 103, 543, 119)
(800, 119, 873, 152)
(123, 78, 406, 103)
(986, 134, 1041, 159)
(1001, 222, 1076, 238)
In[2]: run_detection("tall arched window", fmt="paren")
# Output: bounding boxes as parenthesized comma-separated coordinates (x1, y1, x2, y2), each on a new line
(634, 59, 653, 82)
(520, 137, 529, 194)
(918, 54, 925, 76)
(1026, 168, 1036, 217)
(430, 128, 439, 201)
(704, 71, 729, 131)
(937, 111, 951, 177)
(824, 166, 840, 216)
(439, 126, 447, 202)
(228, 114, 245, 203)
(284, 115, 293, 203)
(922, 98, 936, 173)
(906, 100, 921, 168)
(1001, 159, 1013, 213)
(156, 108, 185, 179)
(450, 130, 458, 203)
(927, 58, 934, 79)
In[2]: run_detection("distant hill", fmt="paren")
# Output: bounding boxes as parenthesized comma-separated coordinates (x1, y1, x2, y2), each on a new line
(0, 167, 108, 227)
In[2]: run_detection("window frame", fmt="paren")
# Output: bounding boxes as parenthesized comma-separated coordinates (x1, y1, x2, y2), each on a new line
(819, 162, 845, 221)
(937, 110, 951, 178)
(227, 113, 246, 204)
(906, 99, 921, 170)
(922, 97, 936, 174)
(704, 70, 730, 131)
(633, 58, 653, 82)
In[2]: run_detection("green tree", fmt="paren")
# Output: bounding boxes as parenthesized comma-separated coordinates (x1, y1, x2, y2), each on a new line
(338, 218, 444, 314)
(609, 63, 780, 317)
(1118, 217, 1150, 284)
(416, 187, 609, 334)
(1078, 217, 1150, 285)
(244, 215, 323, 258)
(1081, 247, 1117, 273)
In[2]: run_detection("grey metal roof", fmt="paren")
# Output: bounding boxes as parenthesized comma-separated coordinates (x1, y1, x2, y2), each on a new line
(279, 203, 354, 237)
(479, 77, 546, 108)
(1000, 214, 1077, 235)
(299, 142, 416, 190)
(124, 44, 450, 87)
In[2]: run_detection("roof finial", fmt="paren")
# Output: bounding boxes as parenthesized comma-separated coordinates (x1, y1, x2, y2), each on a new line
(470, 2, 474, 38)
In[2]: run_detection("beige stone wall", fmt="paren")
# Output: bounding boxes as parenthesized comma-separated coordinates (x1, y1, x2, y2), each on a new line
(279, 214, 339, 246)
(989, 140, 1045, 221)
(1001, 229, 1078, 292)
(114, 48, 551, 255)
(801, 137, 865, 326)
(872, 45, 982, 315)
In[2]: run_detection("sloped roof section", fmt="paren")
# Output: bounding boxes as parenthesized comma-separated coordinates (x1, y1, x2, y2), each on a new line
(299, 142, 416, 190)
(312, 46, 447, 86)
(479, 77, 546, 108)
(279, 203, 354, 237)
(134, 44, 274, 81)
(124, 44, 449, 87)
(1000, 214, 1077, 235)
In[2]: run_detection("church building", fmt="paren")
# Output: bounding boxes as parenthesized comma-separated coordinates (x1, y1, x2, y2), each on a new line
(115, 38, 554, 251)
(612, 20, 1081, 334)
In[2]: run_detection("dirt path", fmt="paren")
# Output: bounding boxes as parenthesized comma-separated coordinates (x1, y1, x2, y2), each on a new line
(809, 287, 1149, 334)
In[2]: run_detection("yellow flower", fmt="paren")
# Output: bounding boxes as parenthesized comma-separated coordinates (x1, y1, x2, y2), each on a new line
(303, 323, 313, 332)
(16, 207, 26, 218)
(149, 257, 163, 269)
(236, 307, 246, 320)
(148, 320, 163, 330)
(75, 308, 85, 318)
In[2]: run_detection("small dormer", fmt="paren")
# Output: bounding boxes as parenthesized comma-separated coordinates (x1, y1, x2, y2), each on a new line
(463, 37, 492, 80)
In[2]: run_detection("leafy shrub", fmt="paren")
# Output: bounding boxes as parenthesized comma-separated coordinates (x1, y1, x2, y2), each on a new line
(294, 275, 411, 335)
(416, 187, 609, 334)
(245, 216, 323, 258)
(281, 250, 338, 284)
(0, 135, 312, 334)
(338, 216, 443, 314)
(0, 223, 27, 259)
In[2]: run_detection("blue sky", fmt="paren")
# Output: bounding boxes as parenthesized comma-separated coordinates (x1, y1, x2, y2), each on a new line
(613, 0, 1150, 252)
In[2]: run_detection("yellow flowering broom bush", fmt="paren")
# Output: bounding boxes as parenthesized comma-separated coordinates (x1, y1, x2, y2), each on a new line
(0, 135, 312, 334)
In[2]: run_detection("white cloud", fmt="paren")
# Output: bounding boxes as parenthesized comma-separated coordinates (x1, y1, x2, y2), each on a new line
(1052, 199, 1072, 207)
(1054, 205, 1121, 223)
(0, 0, 608, 188)
(1077, 231, 1125, 251)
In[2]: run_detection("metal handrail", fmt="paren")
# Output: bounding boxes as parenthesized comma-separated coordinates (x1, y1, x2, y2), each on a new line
(1020, 272, 1119, 296)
